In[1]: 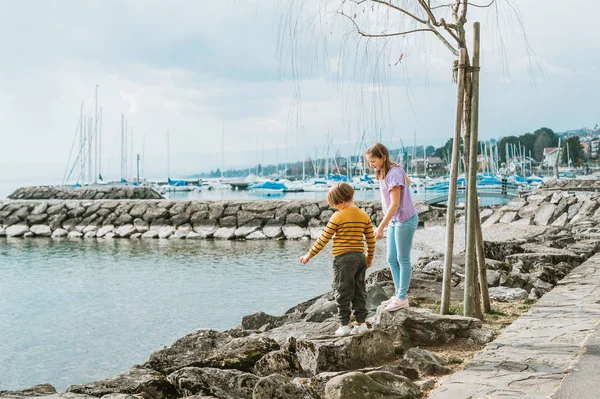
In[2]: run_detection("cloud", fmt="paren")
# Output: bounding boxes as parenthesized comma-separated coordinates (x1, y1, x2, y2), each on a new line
(0, 0, 598, 182)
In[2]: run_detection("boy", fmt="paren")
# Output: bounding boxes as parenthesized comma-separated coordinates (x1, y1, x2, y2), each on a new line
(298, 182, 376, 336)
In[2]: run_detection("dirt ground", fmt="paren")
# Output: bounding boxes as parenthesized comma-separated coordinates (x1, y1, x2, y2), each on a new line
(410, 298, 536, 397)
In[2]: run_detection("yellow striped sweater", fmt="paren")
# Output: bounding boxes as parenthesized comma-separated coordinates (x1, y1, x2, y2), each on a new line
(307, 206, 376, 262)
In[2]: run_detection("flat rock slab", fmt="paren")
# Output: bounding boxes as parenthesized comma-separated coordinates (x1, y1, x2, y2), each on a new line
(428, 253, 600, 399)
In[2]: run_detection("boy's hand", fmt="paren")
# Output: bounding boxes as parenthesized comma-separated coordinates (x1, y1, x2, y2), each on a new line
(298, 254, 310, 264)
(367, 259, 373, 268)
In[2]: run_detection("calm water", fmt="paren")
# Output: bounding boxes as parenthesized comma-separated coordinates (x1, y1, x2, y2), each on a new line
(0, 237, 391, 391)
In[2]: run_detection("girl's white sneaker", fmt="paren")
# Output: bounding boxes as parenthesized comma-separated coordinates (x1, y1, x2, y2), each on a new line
(334, 325, 351, 336)
(380, 296, 396, 306)
(385, 297, 409, 312)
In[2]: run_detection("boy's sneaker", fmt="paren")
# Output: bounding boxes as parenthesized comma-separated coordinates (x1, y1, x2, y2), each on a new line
(385, 297, 409, 312)
(334, 325, 351, 336)
(350, 323, 369, 335)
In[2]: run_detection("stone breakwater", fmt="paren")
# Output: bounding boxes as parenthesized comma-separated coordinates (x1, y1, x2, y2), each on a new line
(0, 199, 437, 240)
(7, 186, 164, 200)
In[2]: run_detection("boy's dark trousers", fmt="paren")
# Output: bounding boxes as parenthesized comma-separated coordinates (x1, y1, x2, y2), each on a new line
(332, 252, 368, 326)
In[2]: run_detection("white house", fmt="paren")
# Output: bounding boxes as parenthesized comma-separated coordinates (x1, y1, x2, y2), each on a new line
(543, 147, 559, 166)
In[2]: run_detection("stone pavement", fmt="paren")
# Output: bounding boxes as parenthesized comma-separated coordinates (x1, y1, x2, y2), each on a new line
(428, 252, 600, 399)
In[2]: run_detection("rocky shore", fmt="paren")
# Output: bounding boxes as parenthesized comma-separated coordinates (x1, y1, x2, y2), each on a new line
(2, 179, 600, 398)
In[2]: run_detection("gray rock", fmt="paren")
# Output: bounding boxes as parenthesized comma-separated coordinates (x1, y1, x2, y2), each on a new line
(282, 224, 309, 239)
(374, 307, 482, 346)
(190, 211, 210, 225)
(115, 224, 136, 238)
(158, 226, 176, 239)
(511, 217, 532, 226)
(567, 201, 582, 220)
(301, 204, 321, 219)
(141, 230, 159, 239)
(142, 207, 169, 223)
(252, 374, 318, 399)
(0, 226, 5, 237)
(236, 210, 255, 226)
(6, 224, 29, 237)
(84, 231, 97, 238)
(27, 213, 48, 224)
(133, 218, 149, 233)
(171, 212, 191, 227)
(214, 227, 236, 240)
(488, 286, 528, 301)
(404, 348, 451, 376)
(481, 211, 503, 227)
(551, 212, 568, 227)
(254, 346, 304, 378)
(242, 312, 279, 330)
(479, 208, 494, 223)
(193, 219, 218, 238)
(263, 220, 283, 238)
(0, 383, 57, 397)
(235, 219, 262, 238)
(304, 296, 337, 323)
(499, 212, 519, 224)
(295, 330, 396, 374)
(67, 367, 175, 398)
(129, 203, 149, 218)
(146, 329, 232, 375)
(68, 231, 83, 238)
(263, 321, 340, 346)
(51, 228, 68, 238)
(324, 371, 420, 399)
(219, 216, 237, 227)
(320, 210, 334, 223)
(115, 213, 133, 225)
(199, 335, 280, 372)
(486, 270, 501, 287)
(246, 231, 267, 240)
(96, 225, 114, 238)
(503, 198, 527, 211)
(167, 367, 258, 399)
(287, 213, 306, 226)
(518, 203, 541, 219)
(30, 224, 52, 237)
(533, 202, 557, 226)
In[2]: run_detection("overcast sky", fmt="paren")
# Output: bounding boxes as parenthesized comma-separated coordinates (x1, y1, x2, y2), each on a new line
(0, 0, 597, 181)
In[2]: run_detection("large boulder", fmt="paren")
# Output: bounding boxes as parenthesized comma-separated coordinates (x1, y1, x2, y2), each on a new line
(167, 367, 258, 399)
(374, 307, 482, 346)
(145, 329, 231, 375)
(488, 286, 528, 301)
(403, 348, 451, 376)
(67, 367, 175, 398)
(252, 374, 318, 399)
(295, 330, 396, 375)
(324, 371, 419, 399)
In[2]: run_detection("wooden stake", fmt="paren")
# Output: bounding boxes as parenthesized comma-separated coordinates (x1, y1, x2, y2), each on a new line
(441, 48, 467, 315)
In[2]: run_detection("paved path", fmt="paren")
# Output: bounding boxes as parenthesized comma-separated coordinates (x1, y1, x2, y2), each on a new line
(428, 252, 600, 399)
(552, 326, 600, 399)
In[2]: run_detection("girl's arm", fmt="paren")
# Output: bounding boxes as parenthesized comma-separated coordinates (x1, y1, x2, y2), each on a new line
(375, 186, 400, 240)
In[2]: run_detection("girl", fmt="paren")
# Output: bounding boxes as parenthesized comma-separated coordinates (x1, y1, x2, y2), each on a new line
(365, 143, 418, 312)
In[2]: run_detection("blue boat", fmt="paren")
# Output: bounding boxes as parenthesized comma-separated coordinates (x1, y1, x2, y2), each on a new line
(248, 181, 288, 191)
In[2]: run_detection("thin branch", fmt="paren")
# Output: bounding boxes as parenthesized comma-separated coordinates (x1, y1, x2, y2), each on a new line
(351, 0, 429, 25)
(338, 12, 433, 38)
(469, 0, 495, 8)
(426, 21, 459, 55)
(418, 0, 440, 26)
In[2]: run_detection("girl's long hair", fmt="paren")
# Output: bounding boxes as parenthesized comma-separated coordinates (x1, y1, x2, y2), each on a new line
(365, 142, 399, 180)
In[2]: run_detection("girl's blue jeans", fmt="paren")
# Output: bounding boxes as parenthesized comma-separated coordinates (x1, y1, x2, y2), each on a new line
(386, 214, 419, 299)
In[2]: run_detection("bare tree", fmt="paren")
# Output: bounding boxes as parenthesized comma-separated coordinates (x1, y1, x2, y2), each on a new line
(280, 0, 534, 318)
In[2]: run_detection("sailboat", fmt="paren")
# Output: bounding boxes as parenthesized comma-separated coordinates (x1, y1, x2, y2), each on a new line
(164, 131, 194, 192)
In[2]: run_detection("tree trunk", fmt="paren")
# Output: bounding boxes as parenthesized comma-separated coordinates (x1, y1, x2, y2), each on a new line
(441, 48, 468, 315)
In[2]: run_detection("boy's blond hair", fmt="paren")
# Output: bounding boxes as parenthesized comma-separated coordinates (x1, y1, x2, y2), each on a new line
(327, 182, 354, 208)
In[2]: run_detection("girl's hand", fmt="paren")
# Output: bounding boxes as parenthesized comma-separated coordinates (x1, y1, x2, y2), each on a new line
(367, 259, 373, 268)
(298, 254, 310, 264)
(375, 225, 385, 240)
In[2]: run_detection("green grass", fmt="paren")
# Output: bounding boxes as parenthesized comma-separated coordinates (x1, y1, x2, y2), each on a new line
(447, 357, 464, 365)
